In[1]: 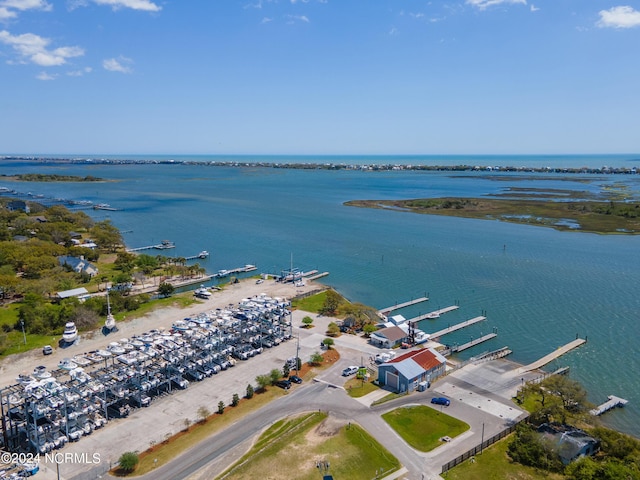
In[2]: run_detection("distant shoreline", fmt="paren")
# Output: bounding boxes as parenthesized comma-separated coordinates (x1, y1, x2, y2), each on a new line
(2, 155, 639, 175)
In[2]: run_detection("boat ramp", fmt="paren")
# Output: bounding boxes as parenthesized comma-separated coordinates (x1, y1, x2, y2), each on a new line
(590, 395, 629, 416)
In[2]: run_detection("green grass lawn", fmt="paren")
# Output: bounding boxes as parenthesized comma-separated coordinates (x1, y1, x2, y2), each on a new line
(217, 412, 400, 480)
(442, 437, 565, 480)
(382, 405, 469, 452)
(291, 291, 328, 313)
(345, 377, 379, 398)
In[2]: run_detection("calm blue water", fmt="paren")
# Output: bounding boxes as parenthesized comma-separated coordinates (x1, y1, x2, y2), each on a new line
(1, 155, 640, 437)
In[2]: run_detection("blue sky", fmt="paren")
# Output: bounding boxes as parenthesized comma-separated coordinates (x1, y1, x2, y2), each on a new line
(1, 0, 639, 155)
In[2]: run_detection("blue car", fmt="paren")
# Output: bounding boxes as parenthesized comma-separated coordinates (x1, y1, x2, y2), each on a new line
(431, 397, 450, 406)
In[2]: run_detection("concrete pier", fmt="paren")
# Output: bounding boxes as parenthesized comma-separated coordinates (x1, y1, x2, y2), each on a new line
(518, 338, 586, 373)
(408, 305, 459, 322)
(451, 333, 497, 352)
(430, 316, 486, 339)
(378, 296, 429, 316)
(590, 395, 629, 416)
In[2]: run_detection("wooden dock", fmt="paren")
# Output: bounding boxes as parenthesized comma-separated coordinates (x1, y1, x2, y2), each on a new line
(408, 305, 459, 322)
(185, 251, 209, 261)
(518, 338, 586, 373)
(590, 395, 629, 416)
(127, 240, 175, 252)
(378, 296, 429, 316)
(430, 316, 486, 339)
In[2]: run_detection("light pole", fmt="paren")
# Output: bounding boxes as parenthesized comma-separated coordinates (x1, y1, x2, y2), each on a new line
(20, 319, 26, 345)
(480, 422, 485, 454)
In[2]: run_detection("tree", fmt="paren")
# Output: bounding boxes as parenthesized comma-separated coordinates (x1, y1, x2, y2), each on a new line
(197, 406, 210, 423)
(322, 338, 334, 350)
(91, 220, 122, 252)
(118, 452, 139, 472)
(302, 316, 314, 328)
(217, 400, 225, 414)
(283, 363, 290, 378)
(255, 374, 271, 391)
(320, 289, 342, 315)
(246, 384, 254, 399)
(158, 282, 175, 298)
(270, 368, 283, 385)
(363, 324, 378, 337)
(309, 352, 324, 366)
(327, 322, 340, 337)
(231, 393, 240, 407)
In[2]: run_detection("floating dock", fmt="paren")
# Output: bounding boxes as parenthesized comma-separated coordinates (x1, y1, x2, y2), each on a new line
(215, 265, 257, 277)
(430, 316, 486, 339)
(378, 296, 429, 316)
(408, 305, 459, 322)
(590, 395, 628, 416)
(517, 338, 586, 373)
(306, 272, 329, 281)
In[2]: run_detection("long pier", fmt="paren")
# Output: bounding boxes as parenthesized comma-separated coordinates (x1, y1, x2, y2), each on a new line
(430, 316, 486, 339)
(378, 297, 429, 316)
(127, 240, 175, 252)
(451, 333, 497, 353)
(185, 251, 209, 261)
(517, 338, 586, 373)
(590, 395, 629, 416)
(408, 305, 460, 322)
(307, 272, 329, 281)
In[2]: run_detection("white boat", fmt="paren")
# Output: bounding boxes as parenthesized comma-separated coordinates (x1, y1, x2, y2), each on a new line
(58, 358, 78, 371)
(105, 291, 116, 331)
(198, 250, 209, 259)
(32, 366, 52, 379)
(194, 286, 212, 299)
(62, 322, 78, 343)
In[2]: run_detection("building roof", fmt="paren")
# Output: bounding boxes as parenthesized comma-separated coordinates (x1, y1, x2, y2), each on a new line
(389, 348, 447, 371)
(56, 287, 89, 299)
(380, 348, 447, 381)
(372, 326, 408, 343)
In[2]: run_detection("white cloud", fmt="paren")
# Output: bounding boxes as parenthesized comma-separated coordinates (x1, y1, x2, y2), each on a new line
(103, 55, 133, 73)
(597, 6, 640, 29)
(92, 0, 160, 12)
(0, 30, 84, 66)
(530, 4, 539, 12)
(388, 26, 398, 35)
(0, 0, 52, 19)
(285, 14, 309, 24)
(260, 16, 272, 24)
(466, 0, 527, 10)
(36, 70, 56, 80)
(67, 66, 92, 76)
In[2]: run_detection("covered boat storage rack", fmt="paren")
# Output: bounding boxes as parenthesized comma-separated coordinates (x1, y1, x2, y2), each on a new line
(0, 294, 293, 455)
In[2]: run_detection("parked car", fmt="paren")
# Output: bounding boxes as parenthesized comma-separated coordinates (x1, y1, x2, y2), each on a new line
(289, 375, 303, 384)
(42, 345, 53, 355)
(275, 379, 291, 390)
(342, 366, 358, 376)
(431, 397, 450, 406)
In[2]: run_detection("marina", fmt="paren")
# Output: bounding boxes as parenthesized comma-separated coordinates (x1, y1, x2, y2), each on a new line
(590, 395, 629, 416)
(0, 293, 294, 455)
